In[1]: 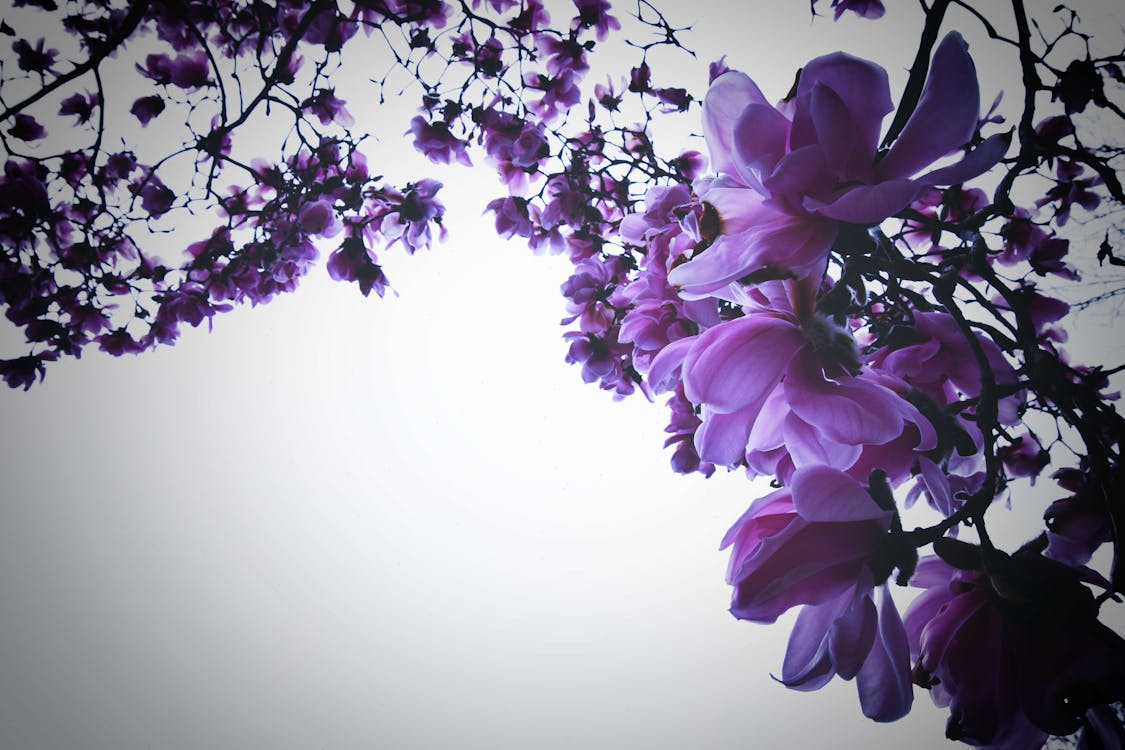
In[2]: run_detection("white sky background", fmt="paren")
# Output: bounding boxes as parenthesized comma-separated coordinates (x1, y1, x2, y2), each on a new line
(1, 1, 1123, 748)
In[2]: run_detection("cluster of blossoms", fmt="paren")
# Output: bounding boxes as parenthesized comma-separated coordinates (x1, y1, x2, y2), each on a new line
(3, 0, 1124, 746)
(554, 7, 1124, 746)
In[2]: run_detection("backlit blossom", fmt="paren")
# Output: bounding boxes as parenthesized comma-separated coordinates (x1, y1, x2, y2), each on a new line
(906, 551, 1125, 746)
(722, 467, 913, 720)
(671, 32, 1008, 299)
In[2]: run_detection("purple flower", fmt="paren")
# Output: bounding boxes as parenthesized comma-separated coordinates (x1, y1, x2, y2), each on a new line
(905, 551, 1125, 746)
(327, 237, 389, 298)
(409, 116, 472, 166)
(139, 178, 175, 216)
(1053, 58, 1104, 115)
(12, 38, 57, 73)
(722, 466, 914, 719)
(572, 0, 620, 40)
(868, 311, 1023, 424)
(1044, 495, 1113, 567)
(8, 114, 46, 142)
(59, 92, 98, 124)
(485, 196, 534, 239)
(0, 353, 51, 390)
(782, 582, 912, 722)
(722, 466, 894, 622)
(138, 51, 211, 89)
(302, 89, 354, 127)
(671, 32, 1008, 298)
(1036, 160, 1102, 226)
(297, 200, 342, 237)
(815, 0, 885, 20)
(378, 179, 446, 252)
(650, 279, 935, 476)
(97, 329, 146, 356)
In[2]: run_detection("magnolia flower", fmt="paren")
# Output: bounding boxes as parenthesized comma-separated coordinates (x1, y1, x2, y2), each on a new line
(722, 466, 913, 720)
(650, 278, 935, 478)
(905, 551, 1125, 746)
(671, 32, 1008, 299)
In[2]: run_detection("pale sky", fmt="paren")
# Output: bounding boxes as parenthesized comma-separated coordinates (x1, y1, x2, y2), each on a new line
(0, 2, 1121, 748)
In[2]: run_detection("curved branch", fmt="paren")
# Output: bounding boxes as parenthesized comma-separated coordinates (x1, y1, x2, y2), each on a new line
(0, 1, 152, 123)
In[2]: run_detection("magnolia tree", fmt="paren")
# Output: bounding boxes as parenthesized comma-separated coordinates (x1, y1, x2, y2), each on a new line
(1, 0, 1123, 746)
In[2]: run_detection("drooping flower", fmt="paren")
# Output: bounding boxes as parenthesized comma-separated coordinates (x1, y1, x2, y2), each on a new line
(722, 466, 914, 720)
(670, 32, 1008, 299)
(722, 466, 895, 622)
(905, 549, 1125, 746)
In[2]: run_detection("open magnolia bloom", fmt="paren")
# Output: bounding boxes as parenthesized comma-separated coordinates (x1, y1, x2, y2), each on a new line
(649, 277, 936, 480)
(670, 31, 1009, 300)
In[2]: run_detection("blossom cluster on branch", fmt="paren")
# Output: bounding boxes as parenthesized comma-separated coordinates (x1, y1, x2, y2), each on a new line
(2, 0, 1123, 746)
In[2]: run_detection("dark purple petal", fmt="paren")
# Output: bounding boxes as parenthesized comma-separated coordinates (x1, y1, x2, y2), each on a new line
(856, 585, 913, 721)
(918, 131, 1011, 187)
(781, 593, 846, 690)
(878, 32, 981, 181)
(828, 585, 878, 680)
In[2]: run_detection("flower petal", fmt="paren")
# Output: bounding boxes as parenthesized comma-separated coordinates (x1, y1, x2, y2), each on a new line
(784, 351, 905, 446)
(792, 51, 892, 167)
(878, 32, 981, 181)
(791, 465, 890, 522)
(703, 71, 770, 182)
(857, 585, 914, 722)
(828, 584, 878, 680)
(806, 179, 922, 224)
(918, 131, 1011, 187)
(683, 316, 803, 412)
(695, 403, 758, 467)
(780, 594, 846, 690)
(647, 335, 695, 392)
(732, 102, 791, 189)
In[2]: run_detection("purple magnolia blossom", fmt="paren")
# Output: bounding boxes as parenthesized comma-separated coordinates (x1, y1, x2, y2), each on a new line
(670, 32, 1008, 299)
(12, 38, 58, 73)
(905, 552, 1125, 746)
(722, 466, 913, 719)
(8, 114, 46, 142)
(58, 92, 98, 124)
(139, 177, 175, 216)
(722, 466, 893, 622)
(1044, 494, 1113, 567)
(812, 0, 885, 20)
(378, 179, 446, 252)
(650, 278, 935, 478)
(327, 236, 389, 298)
(868, 310, 1023, 425)
(783, 582, 912, 722)
(409, 116, 472, 166)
